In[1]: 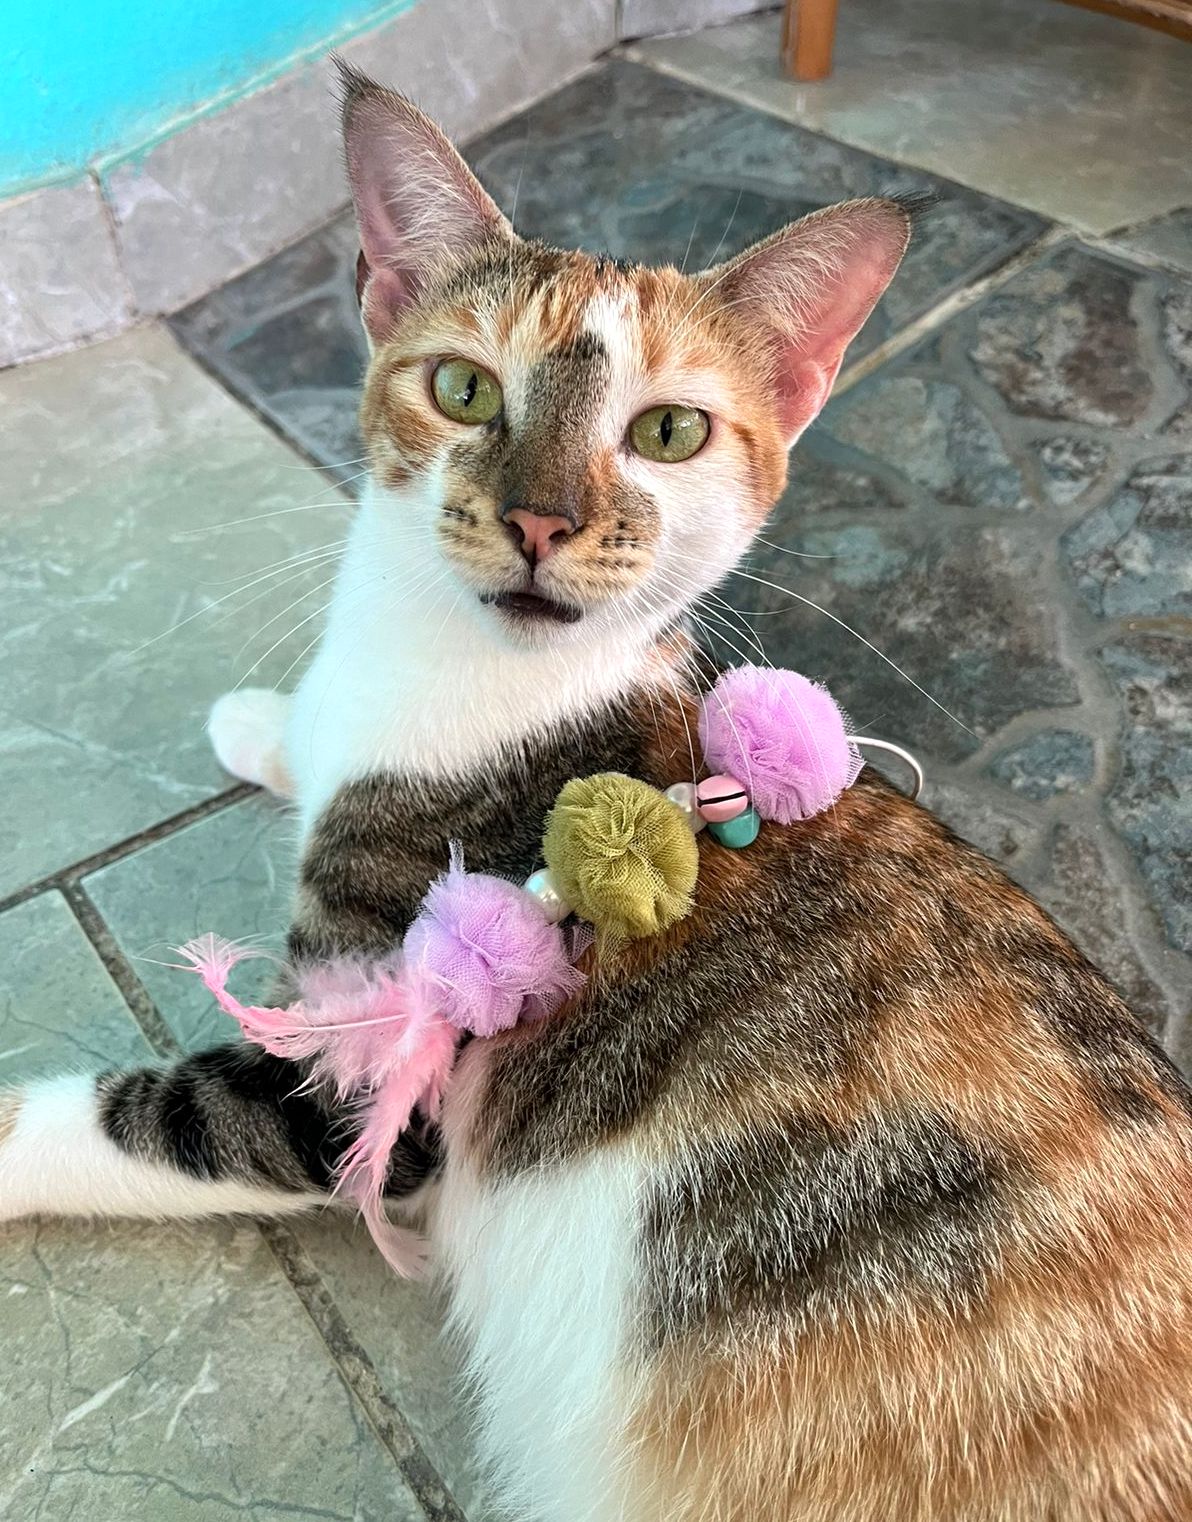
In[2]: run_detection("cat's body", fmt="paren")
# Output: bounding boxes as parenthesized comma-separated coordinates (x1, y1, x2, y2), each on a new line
(2, 66, 1190, 1521)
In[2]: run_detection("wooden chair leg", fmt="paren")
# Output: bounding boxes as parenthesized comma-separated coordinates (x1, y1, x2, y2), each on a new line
(781, 0, 840, 81)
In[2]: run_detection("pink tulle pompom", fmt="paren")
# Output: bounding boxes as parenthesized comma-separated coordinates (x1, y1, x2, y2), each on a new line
(405, 851, 585, 1038)
(699, 665, 862, 824)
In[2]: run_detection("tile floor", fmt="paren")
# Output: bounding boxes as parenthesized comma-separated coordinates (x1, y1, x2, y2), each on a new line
(3, 22, 1191, 1522)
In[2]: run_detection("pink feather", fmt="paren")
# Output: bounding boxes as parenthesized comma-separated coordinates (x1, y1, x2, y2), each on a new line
(177, 936, 458, 1277)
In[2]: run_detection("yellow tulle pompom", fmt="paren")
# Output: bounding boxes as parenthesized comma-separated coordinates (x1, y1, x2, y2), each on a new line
(542, 773, 700, 941)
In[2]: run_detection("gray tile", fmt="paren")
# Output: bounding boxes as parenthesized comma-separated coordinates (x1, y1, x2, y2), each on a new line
(631, 0, 1192, 234)
(0, 893, 153, 1083)
(171, 216, 368, 483)
(620, 0, 774, 41)
(0, 179, 130, 367)
(1111, 207, 1192, 278)
(1061, 455, 1192, 620)
(104, 66, 343, 317)
(347, 0, 618, 147)
(0, 324, 352, 898)
(174, 60, 1042, 473)
(0, 896, 423, 1522)
(103, 0, 616, 318)
(83, 795, 493, 1515)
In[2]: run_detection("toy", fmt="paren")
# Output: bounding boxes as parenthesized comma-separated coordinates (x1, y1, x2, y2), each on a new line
(179, 664, 922, 1274)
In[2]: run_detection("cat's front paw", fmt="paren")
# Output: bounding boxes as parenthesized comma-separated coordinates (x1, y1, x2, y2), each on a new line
(208, 688, 294, 797)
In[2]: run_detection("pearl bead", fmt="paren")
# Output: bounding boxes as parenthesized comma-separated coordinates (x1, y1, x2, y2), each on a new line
(523, 867, 571, 923)
(664, 781, 706, 833)
(696, 774, 750, 824)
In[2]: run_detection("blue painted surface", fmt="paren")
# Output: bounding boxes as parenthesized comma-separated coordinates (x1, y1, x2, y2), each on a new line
(2, 0, 416, 193)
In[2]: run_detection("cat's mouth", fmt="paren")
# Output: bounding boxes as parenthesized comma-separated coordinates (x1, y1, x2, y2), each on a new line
(480, 590, 584, 626)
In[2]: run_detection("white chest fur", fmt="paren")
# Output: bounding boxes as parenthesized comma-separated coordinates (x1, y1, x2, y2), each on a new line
(284, 482, 657, 840)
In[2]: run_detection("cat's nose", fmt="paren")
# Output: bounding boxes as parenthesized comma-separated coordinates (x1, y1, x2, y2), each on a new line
(501, 507, 576, 565)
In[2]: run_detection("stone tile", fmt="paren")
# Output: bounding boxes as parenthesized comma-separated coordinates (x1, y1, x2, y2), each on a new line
(1061, 455, 1192, 619)
(288, 1219, 502, 1521)
(470, 62, 1043, 354)
(733, 243, 1192, 764)
(918, 779, 1038, 869)
(988, 730, 1095, 801)
(968, 251, 1157, 429)
(83, 795, 492, 1515)
(1018, 825, 1173, 1035)
(1112, 207, 1192, 278)
(738, 516, 1081, 761)
(1099, 634, 1191, 959)
(174, 60, 1042, 471)
(0, 893, 153, 1083)
(0, 899, 422, 1522)
(106, 0, 616, 317)
(0, 179, 130, 367)
(0, 325, 352, 898)
(630, 0, 1192, 234)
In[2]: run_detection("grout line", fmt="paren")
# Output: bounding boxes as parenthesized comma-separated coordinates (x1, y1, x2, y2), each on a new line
(0, 783, 256, 918)
(834, 226, 1070, 395)
(60, 880, 183, 1058)
(261, 1221, 469, 1522)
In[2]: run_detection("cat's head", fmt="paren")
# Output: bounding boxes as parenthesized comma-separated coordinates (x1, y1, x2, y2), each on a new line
(342, 65, 911, 651)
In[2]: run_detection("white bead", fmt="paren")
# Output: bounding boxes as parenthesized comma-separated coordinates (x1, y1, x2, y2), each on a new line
(664, 781, 706, 832)
(523, 867, 571, 923)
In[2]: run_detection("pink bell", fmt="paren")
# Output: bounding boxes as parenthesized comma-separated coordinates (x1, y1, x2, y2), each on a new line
(696, 775, 749, 824)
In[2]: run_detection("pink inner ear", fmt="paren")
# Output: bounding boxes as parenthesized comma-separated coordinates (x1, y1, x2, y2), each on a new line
(341, 70, 512, 343)
(715, 199, 912, 445)
(773, 353, 843, 441)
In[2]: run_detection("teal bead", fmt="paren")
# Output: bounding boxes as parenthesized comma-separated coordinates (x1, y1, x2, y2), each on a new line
(707, 807, 760, 849)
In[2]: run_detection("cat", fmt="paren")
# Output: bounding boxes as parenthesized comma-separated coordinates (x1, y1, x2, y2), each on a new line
(2, 62, 1190, 1522)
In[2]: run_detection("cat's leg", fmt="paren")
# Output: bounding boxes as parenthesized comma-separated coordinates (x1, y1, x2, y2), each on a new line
(0, 1043, 435, 1224)
(208, 687, 294, 797)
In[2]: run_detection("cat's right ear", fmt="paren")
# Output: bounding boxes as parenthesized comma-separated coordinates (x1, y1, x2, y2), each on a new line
(336, 60, 513, 346)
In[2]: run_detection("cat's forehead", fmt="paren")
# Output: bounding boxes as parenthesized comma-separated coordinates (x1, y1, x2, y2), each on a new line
(433, 240, 705, 378)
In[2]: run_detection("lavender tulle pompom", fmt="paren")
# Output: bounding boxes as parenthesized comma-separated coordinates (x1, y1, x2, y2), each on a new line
(407, 853, 585, 1037)
(699, 666, 862, 824)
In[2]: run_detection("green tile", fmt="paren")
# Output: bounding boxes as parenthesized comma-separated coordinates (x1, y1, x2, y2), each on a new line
(0, 904, 422, 1521)
(0, 324, 352, 897)
(0, 892, 153, 1082)
(0, 1217, 423, 1522)
(85, 793, 299, 1053)
(87, 796, 494, 1514)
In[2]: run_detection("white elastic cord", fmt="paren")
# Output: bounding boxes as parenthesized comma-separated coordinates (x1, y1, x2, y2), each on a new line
(848, 736, 925, 802)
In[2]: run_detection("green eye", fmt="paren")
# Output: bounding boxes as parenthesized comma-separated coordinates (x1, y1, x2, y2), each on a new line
(629, 405, 709, 463)
(431, 359, 503, 424)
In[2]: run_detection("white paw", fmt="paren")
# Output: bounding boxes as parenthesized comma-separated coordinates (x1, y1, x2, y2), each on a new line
(208, 688, 294, 797)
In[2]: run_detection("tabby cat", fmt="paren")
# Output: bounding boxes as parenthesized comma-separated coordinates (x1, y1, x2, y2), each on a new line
(2, 66, 1190, 1522)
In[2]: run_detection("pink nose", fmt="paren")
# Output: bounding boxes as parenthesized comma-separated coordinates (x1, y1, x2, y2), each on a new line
(503, 509, 575, 565)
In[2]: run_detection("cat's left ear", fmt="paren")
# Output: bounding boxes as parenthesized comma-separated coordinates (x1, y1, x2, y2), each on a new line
(702, 198, 914, 446)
